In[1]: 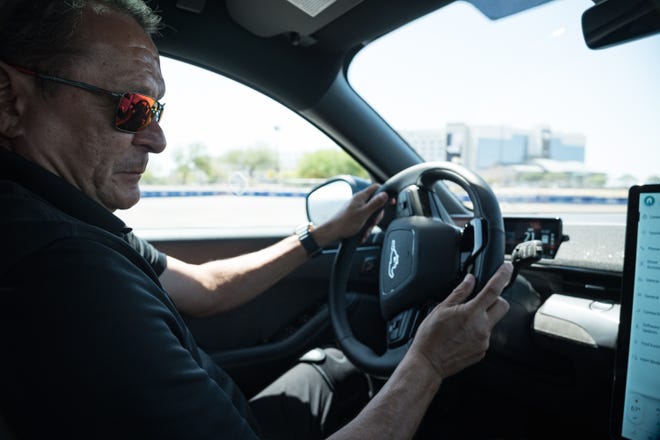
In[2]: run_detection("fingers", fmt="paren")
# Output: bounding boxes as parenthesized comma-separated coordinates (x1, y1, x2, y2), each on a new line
(441, 273, 476, 306)
(363, 187, 389, 213)
(440, 263, 512, 312)
(352, 183, 381, 208)
(468, 262, 513, 311)
(355, 185, 391, 242)
(360, 209, 385, 243)
(358, 183, 380, 199)
(487, 297, 510, 328)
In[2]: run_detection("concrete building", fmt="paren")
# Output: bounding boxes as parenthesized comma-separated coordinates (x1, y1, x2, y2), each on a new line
(399, 129, 445, 162)
(443, 124, 585, 171)
(400, 123, 592, 186)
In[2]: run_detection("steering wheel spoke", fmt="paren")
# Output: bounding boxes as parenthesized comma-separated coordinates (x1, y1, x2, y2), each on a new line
(395, 185, 434, 218)
(458, 217, 488, 276)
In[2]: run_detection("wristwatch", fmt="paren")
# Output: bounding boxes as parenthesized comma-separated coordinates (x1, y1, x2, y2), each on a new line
(296, 222, 322, 258)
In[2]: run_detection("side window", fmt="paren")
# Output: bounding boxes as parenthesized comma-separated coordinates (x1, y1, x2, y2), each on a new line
(117, 58, 368, 236)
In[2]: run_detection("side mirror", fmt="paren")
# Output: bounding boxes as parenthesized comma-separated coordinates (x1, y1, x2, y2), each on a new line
(582, 0, 660, 49)
(306, 175, 371, 225)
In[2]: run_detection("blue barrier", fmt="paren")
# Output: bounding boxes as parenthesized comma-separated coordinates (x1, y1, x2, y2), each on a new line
(141, 189, 309, 198)
(491, 195, 627, 205)
(140, 189, 627, 205)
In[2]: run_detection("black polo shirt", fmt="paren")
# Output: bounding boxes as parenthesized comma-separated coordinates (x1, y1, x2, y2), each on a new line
(0, 149, 260, 439)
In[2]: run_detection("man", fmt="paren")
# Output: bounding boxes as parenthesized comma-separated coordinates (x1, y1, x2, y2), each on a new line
(0, 1, 512, 439)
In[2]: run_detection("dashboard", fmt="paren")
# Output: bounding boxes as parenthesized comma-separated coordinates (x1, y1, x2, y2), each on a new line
(503, 217, 568, 258)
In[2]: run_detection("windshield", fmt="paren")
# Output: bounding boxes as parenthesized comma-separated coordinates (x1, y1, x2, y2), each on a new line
(348, 0, 660, 270)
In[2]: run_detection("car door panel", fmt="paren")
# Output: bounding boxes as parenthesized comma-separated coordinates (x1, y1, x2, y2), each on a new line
(152, 231, 622, 436)
(150, 235, 384, 392)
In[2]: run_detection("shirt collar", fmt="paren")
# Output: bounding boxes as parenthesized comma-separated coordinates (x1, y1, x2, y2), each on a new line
(0, 148, 130, 236)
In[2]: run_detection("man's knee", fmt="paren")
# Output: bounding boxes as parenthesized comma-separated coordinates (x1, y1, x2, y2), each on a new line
(299, 348, 371, 435)
(300, 348, 370, 397)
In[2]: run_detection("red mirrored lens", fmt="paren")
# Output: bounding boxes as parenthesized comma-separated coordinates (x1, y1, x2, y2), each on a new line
(115, 93, 162, 133)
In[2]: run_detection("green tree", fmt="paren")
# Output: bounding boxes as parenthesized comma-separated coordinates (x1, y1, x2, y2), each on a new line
(171, 143, 218, 183)
(296, 149, 368, 179)
(221, 146, 279, 178)
(617, 174, 638, 188)
(517, 172, 545, 184)
(141, 167, 168, 185)
(584, 173, 607, 188)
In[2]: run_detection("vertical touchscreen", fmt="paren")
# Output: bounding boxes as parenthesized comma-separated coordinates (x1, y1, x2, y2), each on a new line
(620, 190, 660, 440)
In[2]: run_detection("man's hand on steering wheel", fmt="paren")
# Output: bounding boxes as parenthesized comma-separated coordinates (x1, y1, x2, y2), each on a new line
(329, 162, 506, 375)
(313, 184, 393, 247)
(409, 263, 512, 380)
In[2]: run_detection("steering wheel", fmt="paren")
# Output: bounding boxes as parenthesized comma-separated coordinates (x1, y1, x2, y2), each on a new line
(329, 162, 504, 376)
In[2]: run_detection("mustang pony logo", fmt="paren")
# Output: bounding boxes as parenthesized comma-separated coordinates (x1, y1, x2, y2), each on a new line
(388, 239, 400, 279)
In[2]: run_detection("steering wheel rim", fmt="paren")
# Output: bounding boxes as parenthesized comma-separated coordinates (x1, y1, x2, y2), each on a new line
(329, 161, 504, 376)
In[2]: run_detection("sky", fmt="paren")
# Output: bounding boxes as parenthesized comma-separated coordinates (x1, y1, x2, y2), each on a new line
(157, 0, 660, 183)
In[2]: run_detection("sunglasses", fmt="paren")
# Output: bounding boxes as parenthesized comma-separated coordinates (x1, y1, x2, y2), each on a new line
(9, 64, 164, 133)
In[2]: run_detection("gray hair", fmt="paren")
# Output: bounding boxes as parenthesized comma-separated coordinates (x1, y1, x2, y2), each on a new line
(0, 0, 162, 73)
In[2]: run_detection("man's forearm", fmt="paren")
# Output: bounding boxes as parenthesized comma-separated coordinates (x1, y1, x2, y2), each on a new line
(160, 184, 390, 318)
(329, 352, 442, 440)
(162, 233, 311, 317)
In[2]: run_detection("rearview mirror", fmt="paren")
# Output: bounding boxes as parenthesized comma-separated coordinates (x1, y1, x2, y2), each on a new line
(582, 0, 660, 49)
(306, 176, 370, 225)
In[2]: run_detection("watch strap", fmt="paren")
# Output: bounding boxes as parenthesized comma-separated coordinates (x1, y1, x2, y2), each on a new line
(296, 223, 322, 257)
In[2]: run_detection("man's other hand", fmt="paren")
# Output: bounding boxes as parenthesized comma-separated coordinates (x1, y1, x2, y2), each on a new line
(410, 262, 513, 380)
(313, 184, 393, 247)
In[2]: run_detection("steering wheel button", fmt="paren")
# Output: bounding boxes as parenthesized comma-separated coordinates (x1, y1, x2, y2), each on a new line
(388, 320, 401, 340)
(361, 256, 377, 275)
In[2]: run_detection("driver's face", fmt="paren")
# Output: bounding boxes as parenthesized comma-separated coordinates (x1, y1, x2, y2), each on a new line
(12, 8, 167, 211)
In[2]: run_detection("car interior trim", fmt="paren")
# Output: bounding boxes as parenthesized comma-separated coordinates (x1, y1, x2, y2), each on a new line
(533, 293, 620, 348)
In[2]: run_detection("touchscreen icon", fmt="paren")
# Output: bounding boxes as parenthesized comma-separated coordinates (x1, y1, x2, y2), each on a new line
(627, 393, 644, 424)
(644, 195, 655, 207)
